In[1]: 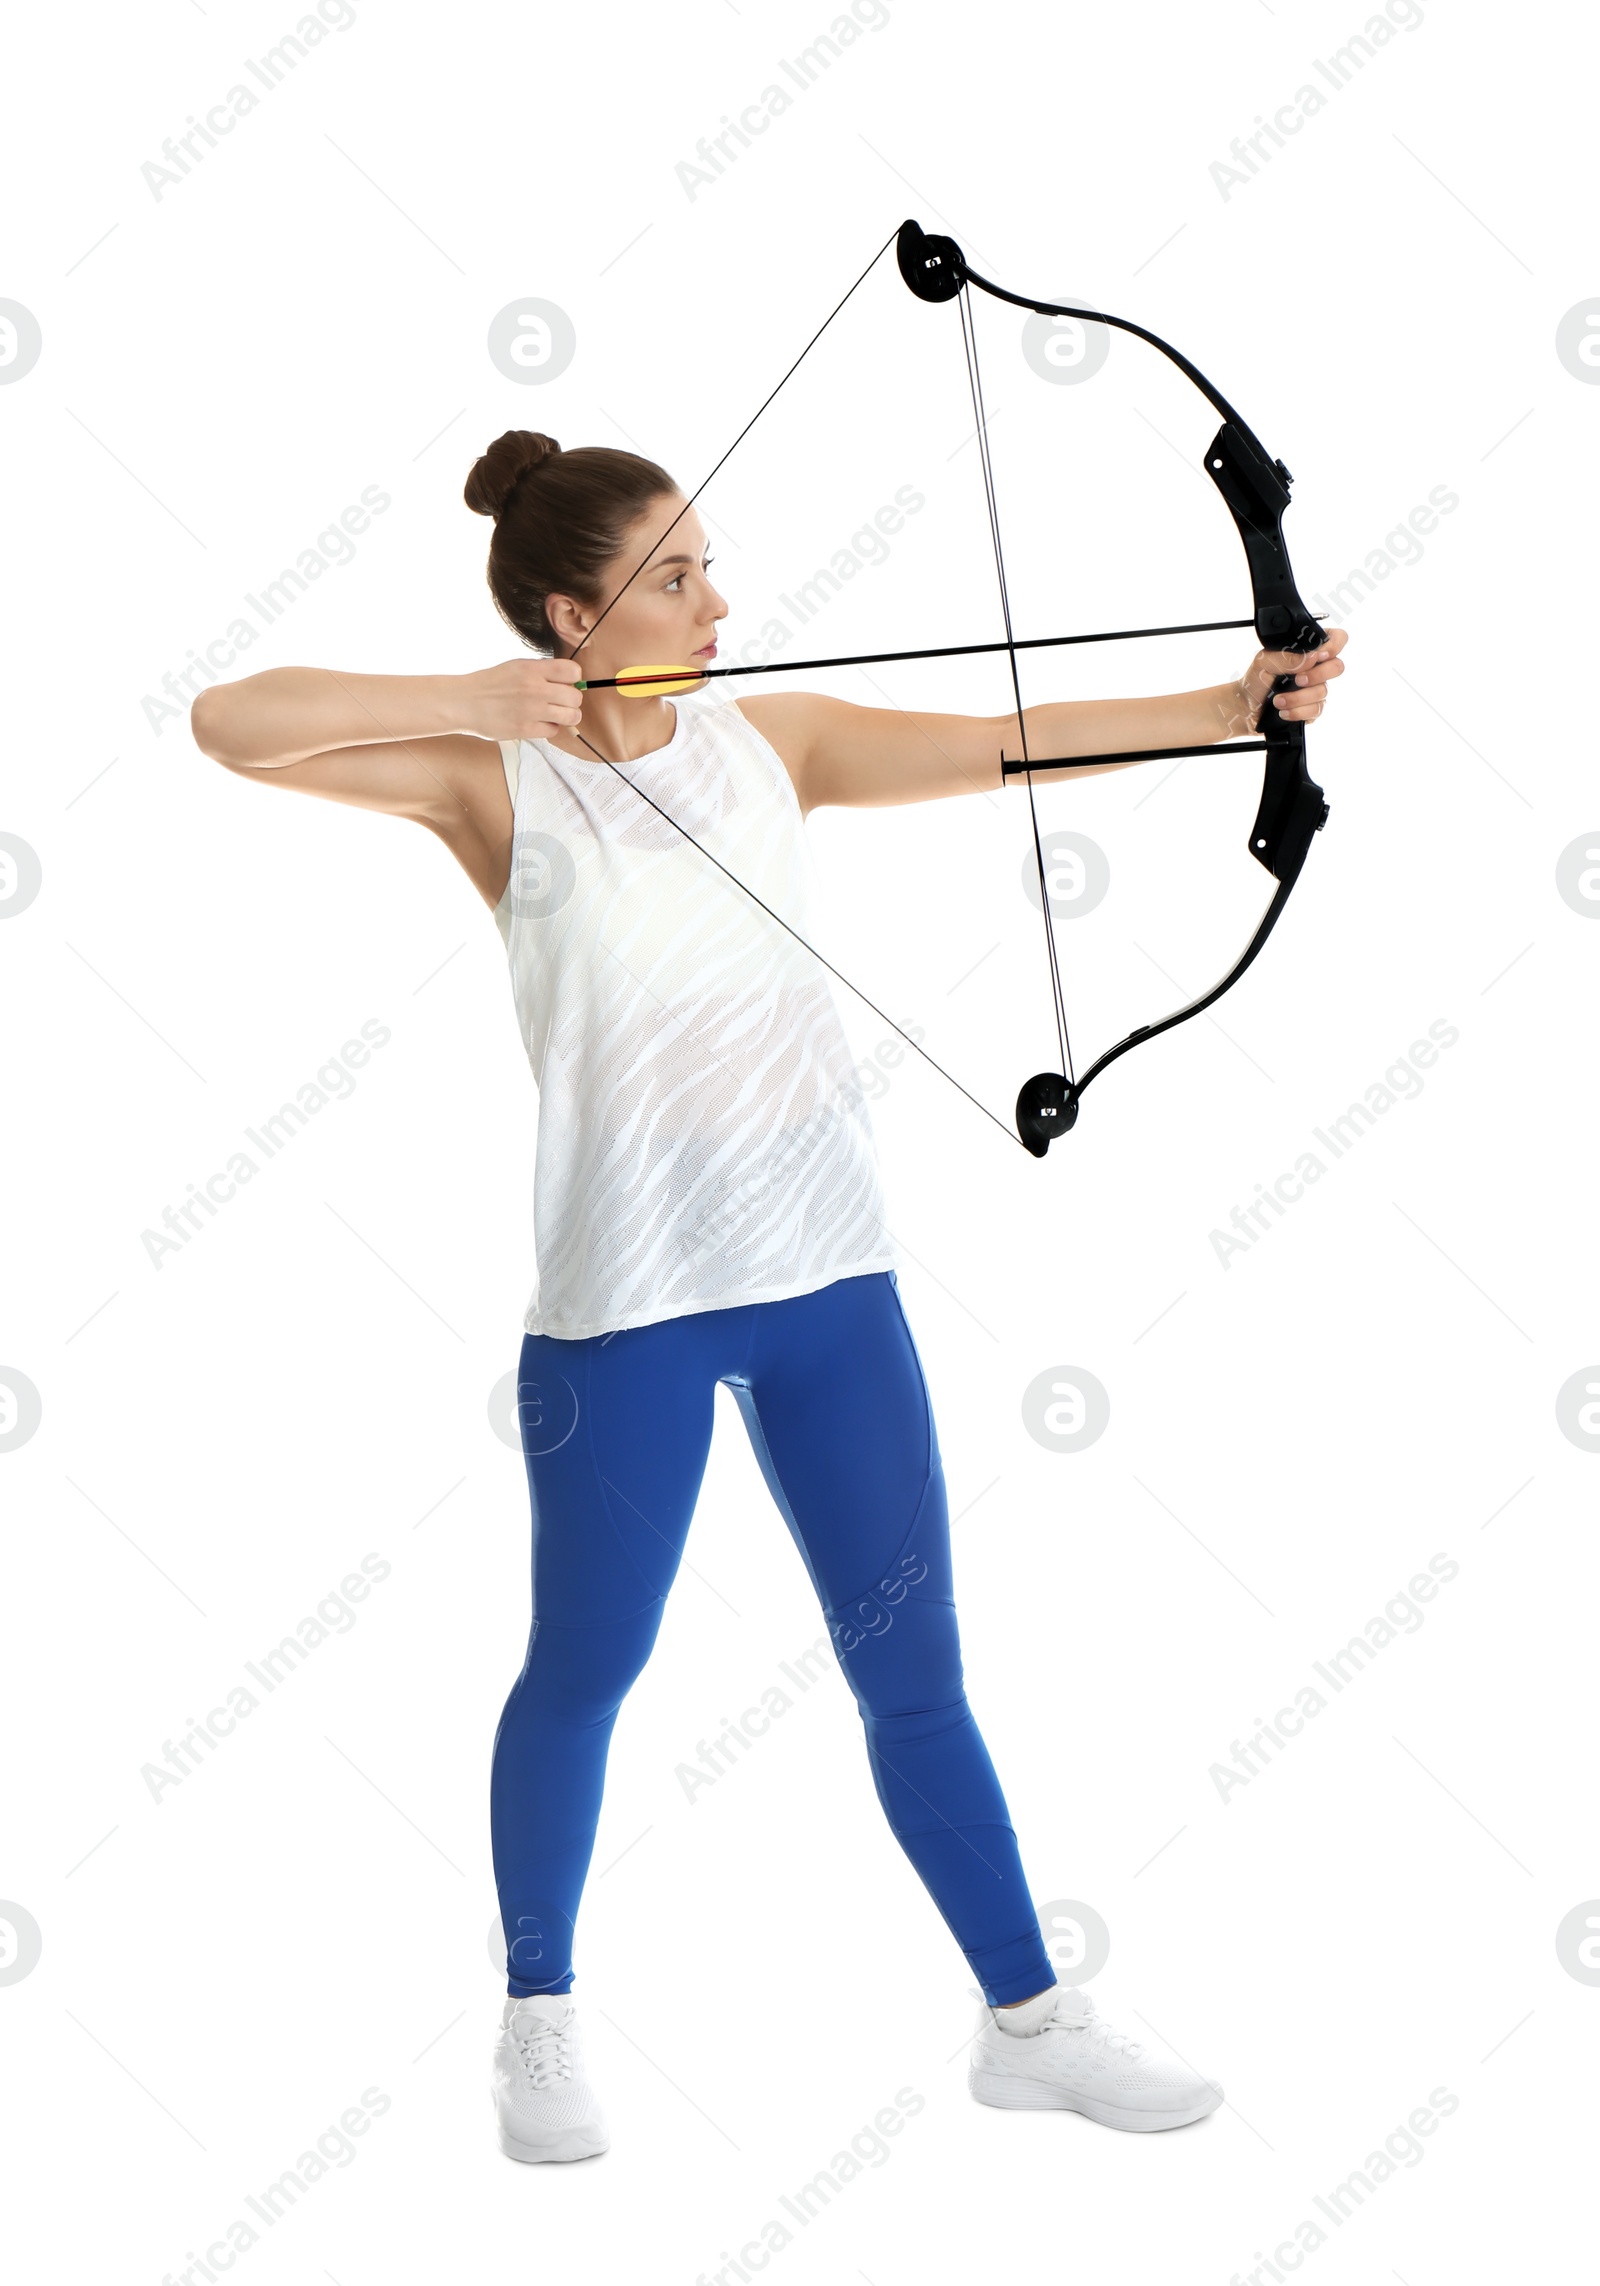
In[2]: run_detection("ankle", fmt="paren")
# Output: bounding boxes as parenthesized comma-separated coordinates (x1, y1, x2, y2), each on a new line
(992, 1983, 1059, 2036)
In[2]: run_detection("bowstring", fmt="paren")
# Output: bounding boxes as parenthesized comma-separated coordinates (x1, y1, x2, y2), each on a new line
(956, 284, 1076, 1091)
(569, 227, 901, 666)
(568, 226, 1029, 1154)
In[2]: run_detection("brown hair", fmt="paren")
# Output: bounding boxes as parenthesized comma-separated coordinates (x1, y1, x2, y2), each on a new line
(463, 429, 678, 655)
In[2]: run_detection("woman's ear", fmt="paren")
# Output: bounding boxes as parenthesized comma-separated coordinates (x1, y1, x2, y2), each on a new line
(544, 591, 589, 648)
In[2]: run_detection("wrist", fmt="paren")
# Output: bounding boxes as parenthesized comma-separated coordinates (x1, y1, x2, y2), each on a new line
(1214, 676, 1251, 740)
(428, 671, 481, 740)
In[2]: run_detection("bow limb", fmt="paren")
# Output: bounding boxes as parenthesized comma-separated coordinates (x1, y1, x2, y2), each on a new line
(1072, 708, 1329, 1098)
(898, 220, 1327, 653)
(1012, 705, 1326, 1153)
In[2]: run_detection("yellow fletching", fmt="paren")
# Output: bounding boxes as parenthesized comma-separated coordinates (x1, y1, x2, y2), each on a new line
(613, 663, 708, 699)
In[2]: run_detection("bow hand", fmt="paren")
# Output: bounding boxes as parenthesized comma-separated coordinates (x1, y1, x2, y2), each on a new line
(1227, 628, 1348, 735)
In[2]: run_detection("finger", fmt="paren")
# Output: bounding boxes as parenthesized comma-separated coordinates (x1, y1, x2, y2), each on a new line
(1295, 630, 1348, 677)
(1278, 642, 1348, 687)
(546, 659, 584, 685)
(1290, 656, 1345, 692)
(1272, 628, 1347, 675)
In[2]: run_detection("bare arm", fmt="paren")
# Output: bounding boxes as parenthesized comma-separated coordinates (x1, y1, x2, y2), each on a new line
(741, 634, 1346, 813)
(189, 658, 585, 908)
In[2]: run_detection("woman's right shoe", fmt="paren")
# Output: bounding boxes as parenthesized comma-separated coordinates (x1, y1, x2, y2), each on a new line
(491, 1992, 610, 2162)
(968, 1984, 1222, 2132)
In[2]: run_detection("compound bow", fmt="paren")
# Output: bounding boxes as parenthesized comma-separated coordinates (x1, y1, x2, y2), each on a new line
(570, 220, 1331, 1155)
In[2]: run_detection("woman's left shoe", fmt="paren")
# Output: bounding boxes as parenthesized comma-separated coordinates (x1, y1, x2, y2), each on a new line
(968, 1984, 1223, 2132)
(491, 1993, 610, 2162)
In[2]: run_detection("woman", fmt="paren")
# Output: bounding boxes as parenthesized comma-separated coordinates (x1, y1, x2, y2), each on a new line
(191, 429, 1344, 2164)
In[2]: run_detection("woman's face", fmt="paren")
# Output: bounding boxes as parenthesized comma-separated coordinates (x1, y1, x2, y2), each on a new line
(552, 491, 728, 676)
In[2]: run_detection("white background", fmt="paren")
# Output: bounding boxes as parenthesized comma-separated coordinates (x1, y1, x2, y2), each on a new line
(2, 0, 1595, 2280)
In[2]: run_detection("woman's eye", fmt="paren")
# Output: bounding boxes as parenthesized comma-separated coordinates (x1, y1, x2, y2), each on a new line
(665, 560, 712, 591)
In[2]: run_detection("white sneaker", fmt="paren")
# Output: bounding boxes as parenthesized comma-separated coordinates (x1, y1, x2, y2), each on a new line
(968, 1985, 1222, 2132)
(491, 1993, 610, 2162)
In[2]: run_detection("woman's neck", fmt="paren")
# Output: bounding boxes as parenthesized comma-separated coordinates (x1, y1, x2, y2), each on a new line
(546, 694, 678, 766)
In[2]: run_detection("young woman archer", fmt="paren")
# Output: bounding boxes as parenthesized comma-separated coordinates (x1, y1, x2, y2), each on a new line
(190, 429, 1344, 2162)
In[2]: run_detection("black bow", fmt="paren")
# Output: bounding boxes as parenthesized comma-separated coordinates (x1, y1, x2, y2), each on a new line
(570, 221, 1330, 1156)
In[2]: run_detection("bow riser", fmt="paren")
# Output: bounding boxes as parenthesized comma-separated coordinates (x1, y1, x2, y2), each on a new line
(1249, 723, 1331, 890)
(1202, 421, 1324, 658)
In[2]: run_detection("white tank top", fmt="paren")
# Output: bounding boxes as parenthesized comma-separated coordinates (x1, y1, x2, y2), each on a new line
(493, 692, 896, 1339)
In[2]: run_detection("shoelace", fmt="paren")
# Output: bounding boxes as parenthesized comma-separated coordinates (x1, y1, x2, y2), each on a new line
(1041, 1995, 1144, 2060)
(512, 2013, 575, 2089)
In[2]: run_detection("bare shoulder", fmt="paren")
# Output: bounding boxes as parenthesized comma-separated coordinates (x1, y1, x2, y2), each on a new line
(734, 691, 858, 812)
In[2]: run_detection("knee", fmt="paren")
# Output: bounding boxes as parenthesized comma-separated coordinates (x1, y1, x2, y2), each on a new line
(511, 1610, 662, 1725)
(829, 1588, 964, 1713)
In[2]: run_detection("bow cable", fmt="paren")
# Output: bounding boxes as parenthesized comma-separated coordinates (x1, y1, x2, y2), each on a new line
(573, 734, 1029, 1151)
(955, 285, 1075, 1090)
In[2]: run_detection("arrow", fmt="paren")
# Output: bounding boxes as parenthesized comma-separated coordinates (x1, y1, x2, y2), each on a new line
(573, 615, 1256, 695)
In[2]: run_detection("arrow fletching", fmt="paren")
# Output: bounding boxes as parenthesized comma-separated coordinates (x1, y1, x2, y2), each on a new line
(578, 663, 710, 699)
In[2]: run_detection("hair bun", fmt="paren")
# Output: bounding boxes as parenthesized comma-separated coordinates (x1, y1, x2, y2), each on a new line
(463, 430, 562, 520)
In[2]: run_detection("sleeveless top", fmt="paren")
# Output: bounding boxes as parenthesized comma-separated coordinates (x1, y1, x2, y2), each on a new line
(492, 691, 896, 1339)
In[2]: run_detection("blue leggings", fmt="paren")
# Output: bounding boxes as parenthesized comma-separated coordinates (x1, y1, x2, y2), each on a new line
(490, 1270, 1054, 2007)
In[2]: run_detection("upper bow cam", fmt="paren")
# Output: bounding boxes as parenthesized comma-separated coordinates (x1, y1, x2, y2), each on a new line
(897, 220, 968, 302)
